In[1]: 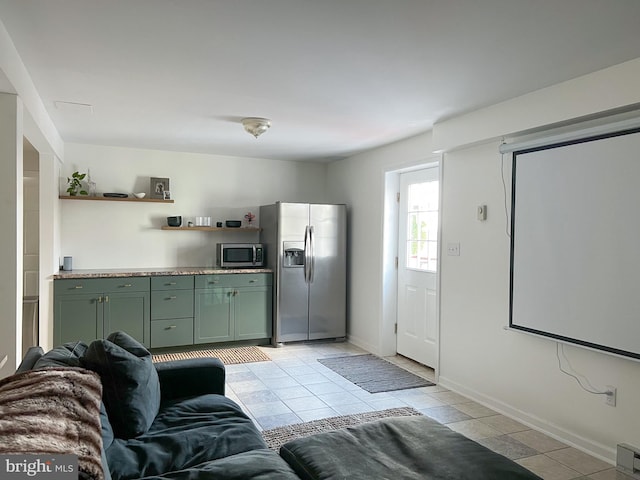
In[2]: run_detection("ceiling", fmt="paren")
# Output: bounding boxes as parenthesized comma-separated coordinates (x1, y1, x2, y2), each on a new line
(1, 1, 639, 162)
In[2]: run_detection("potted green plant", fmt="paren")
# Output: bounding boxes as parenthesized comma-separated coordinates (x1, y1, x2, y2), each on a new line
(66, 171, 88, 196)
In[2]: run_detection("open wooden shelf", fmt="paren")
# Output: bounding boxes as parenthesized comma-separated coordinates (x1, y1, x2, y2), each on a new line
(59, 195, 174, 204)
(161, 226, 261, 232)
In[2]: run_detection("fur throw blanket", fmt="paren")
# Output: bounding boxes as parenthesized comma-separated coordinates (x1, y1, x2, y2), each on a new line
(0, 367, 104, 480)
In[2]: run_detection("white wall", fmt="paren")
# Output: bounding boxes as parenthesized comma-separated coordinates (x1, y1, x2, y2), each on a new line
(60, 143, 327, 270)
(439, 140, 639, 463)
(0, 93, 23, 373)
(329, 58, 640, 463)
(327, 132, 434, 355)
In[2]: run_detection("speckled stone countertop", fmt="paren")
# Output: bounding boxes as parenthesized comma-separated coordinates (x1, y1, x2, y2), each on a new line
(53, 267, 273, 279)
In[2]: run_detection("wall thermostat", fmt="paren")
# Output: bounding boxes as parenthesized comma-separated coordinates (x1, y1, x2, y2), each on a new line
(477, 204, 487, 221)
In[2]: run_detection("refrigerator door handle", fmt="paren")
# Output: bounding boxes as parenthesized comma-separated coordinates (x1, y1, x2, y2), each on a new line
(303, 225, 311, 284)
(309, 225, 315, 283)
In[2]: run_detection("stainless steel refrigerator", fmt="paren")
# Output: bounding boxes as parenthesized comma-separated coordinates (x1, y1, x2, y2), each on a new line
(259, 202, 346, 344)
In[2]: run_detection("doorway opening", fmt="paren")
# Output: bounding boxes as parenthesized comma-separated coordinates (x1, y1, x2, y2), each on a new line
(397, 167, 439, 368)
(23, 138, 39, 355)
(381, 157, 441, 377)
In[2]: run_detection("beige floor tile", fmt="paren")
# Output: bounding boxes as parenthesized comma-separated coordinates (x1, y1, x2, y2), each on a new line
(429, 391, 470, 405)
(516, 454, 582, 480)
(478, 414, 529, 434)
(587, 468, 638, 479)
(510, 429, 568, 453)
(452, 400, 496, 418)
(547, 447, 612, 475)
(446, 418, 502, 440)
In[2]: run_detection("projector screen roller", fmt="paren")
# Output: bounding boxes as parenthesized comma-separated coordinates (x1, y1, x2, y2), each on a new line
(510, 127, 640, 360)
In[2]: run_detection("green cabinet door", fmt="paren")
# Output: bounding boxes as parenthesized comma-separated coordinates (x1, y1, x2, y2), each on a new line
(194, 288, 233, 344)
(235, 286, 272, 340)
(194, 273, 273, 344)
(54, 277, 151, 346)
(104, 291, 151, 346)
(54, 293, 104, 345)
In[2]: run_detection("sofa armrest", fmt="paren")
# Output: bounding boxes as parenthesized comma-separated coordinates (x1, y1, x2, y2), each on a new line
(16, 346, 44, 373)
(155, 357, 226, 401)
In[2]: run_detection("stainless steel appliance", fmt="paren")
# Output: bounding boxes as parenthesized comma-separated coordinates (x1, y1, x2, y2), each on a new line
(259, 202, 346, 344)
(216, 243, 265, 268)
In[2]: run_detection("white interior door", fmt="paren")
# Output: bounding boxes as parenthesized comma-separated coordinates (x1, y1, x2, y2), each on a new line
(397, 166, 439, 367)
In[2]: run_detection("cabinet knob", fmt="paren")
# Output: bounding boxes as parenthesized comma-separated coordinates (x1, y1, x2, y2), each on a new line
(165, 325, 177, 330)
(209, 280, 219, 284)
(74, 285, 83, 289)
(166, 296, 177, 300)
(122, 283, 133, 288)
(167, 282, 177, 286)
(249, 279, 257, 283)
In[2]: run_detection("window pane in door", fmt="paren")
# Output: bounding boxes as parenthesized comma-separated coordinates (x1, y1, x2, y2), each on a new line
(405, 180, 438, 272)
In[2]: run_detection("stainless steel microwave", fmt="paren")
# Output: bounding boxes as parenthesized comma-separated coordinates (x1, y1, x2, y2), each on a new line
(216, 243, 265, 268)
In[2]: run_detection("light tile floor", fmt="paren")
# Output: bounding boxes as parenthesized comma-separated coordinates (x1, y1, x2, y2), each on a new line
(224, 341, 631, 480)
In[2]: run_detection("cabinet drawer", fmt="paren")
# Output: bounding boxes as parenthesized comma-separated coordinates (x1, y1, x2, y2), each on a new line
(151, 318, 193, 348)
(101, 277, 150, 292)
(195, 273, 272, 289)
(56, 277, 150, 295)
(151, 289, 194, 320)
(55, 278, 113, 295)
(151, 275, 194, 291)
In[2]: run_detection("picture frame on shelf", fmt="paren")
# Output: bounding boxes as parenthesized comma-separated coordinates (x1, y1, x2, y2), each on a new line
(163, 190, 171, 200)
(150, 177, 170, 199)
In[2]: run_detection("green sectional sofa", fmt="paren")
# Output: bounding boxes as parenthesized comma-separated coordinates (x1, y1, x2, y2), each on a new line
(14, 331, 298, 480)
(9, 332, 541, 480)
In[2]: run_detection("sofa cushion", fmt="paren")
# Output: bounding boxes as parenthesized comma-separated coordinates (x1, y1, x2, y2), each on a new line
(33, 340, 88, 368)
(280, 415, 542, 480)
(139, 450, 301, 480)
(15, 345, 44, 372)
(81, 331, 160, 439)
(106, 394, 267, 480)
(99, 401, 115, 450)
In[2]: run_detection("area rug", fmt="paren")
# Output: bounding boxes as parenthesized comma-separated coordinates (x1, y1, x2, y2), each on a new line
(152, 345, 270, 365)
(318, 354, 434, 393)
(261, 407, 423, 450)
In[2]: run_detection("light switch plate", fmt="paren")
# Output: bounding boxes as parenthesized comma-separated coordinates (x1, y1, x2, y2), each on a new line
(447, 242, 460, 256)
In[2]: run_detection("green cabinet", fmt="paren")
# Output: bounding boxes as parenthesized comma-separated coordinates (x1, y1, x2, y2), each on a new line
(194, 288, 233, 343)
(54, 272, 271, 349)
(54, 277, 150, 346)
(194, 273, 272, 344)
(150, 276, 194, 348)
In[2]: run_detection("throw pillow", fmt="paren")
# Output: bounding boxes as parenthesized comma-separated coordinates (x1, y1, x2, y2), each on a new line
(33, 340, 88, 369)
(82, 331, 160, 439)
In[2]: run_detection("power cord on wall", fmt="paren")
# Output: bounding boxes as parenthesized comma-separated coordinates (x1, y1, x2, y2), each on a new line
(499, 146, 511, 239)
(555, 343, 612, 397)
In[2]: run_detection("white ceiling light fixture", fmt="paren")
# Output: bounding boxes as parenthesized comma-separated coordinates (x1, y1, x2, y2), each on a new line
(241, 117, 271, 138)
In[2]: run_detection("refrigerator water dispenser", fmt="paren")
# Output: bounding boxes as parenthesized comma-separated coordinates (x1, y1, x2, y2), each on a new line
(283, 243, 304, 267)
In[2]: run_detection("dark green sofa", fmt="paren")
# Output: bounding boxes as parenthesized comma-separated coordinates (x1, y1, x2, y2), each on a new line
(16, 332, 541, 480)
(17, 331, 299, 480)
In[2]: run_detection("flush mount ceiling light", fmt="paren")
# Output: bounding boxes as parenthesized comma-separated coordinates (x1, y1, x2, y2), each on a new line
(241, 117, 271, 138)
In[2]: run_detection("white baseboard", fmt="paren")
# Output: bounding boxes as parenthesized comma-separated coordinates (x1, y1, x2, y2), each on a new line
(437, 375, 616, 465)
(345, 334, 379, 357)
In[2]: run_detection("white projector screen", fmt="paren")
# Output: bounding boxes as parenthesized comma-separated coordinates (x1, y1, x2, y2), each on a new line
(510, 127, 640, 360)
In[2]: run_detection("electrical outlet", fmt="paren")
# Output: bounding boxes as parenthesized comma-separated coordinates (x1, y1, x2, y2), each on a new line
(447, 242, 460, 256)
(605, 385, 617, 407)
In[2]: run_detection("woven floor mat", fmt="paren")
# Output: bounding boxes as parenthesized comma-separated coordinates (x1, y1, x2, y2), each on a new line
(152, 345, 270, 365)
(261, 407, 423, 450)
